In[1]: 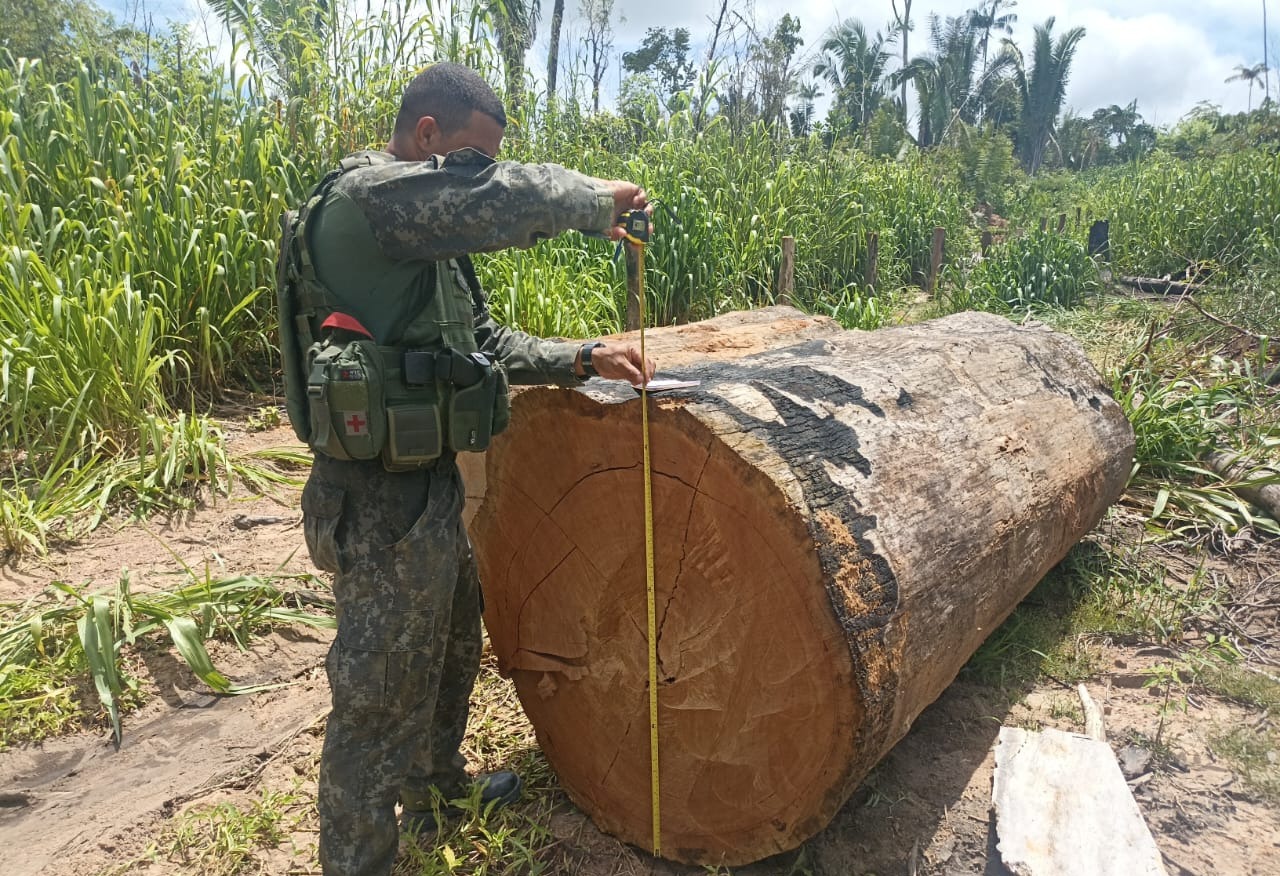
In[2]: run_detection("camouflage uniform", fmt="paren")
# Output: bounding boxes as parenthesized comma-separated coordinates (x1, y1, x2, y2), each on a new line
(298, 148, 616, 876)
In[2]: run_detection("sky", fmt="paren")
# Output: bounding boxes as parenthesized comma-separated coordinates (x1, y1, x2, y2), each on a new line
(110, 0, 1274, 127)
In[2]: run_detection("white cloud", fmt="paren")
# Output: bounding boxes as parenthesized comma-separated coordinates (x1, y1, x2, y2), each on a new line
(573, 0, 1270, 123)
(111, 0, 1272, 124)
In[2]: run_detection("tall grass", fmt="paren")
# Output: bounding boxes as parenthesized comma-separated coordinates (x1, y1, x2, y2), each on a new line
(943, 229, 1099, 313)
(1088, 149, 1280, 278)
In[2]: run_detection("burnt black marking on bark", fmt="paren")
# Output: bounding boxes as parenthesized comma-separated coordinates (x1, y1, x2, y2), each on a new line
(1028, 349, 1080, 401)
(671, 363, 899, 632)
(623, 360, 899, 639)
(897, 389, 914, 408)
(727, 372, 900, 753)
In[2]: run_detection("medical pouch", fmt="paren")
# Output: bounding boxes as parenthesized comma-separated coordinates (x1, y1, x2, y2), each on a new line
(305, 338, 386, 460)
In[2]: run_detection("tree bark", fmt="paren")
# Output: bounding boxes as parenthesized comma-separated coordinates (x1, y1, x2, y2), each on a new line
(468, 308, 1134, 865)
(1205, 450, 1280, 521)
(545, 0, 564, 98)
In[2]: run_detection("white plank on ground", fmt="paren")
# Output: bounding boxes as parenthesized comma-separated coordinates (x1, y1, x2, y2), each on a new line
(992, 726, 1168, 876)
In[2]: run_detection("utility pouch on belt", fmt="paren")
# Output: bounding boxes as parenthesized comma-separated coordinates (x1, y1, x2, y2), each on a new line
(448, 356, 509, 452)
(305, 338, 386, 460)
(384, 405, 443, 468)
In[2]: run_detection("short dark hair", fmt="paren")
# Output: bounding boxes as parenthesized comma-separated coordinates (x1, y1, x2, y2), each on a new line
(393, 63, 507, 137)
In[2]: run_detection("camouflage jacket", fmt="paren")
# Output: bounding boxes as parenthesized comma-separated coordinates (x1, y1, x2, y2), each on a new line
(307, 148, 617, 385)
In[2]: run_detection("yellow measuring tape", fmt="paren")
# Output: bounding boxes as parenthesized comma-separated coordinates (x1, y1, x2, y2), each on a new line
(623, 215, 661, 858)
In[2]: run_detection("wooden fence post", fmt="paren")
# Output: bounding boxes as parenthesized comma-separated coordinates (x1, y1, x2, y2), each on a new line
(866, 232, 879, 291)
(625, 243, 643, 331)
(928, 226, 945, 295)
(778, 235, 795, 306)
(1039, 217, 1048, 233)
(1087, 220, 1111, 262)
(1057, 213, 1067, 233)
(980, 230, 993, 256)
(1075, 206, 1083, 230)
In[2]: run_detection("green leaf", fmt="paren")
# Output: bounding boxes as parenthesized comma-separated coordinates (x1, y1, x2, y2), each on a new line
(1151, 487, 1170, 520)
(76, 596, 122, 743)
(161, 616, 232, 694)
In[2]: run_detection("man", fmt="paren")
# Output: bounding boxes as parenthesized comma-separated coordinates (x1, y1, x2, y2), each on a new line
(289, 63, 655, 875)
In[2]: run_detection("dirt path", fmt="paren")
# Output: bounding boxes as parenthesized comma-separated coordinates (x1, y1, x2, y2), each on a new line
(1, 639, 330, 876)
(1, 423, 1278, 875)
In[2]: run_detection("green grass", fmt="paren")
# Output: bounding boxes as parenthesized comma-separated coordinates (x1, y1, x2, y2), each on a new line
(0, 571, 334, 748)
(1211, 725, 1280, 804)
(160, 788, 305, 876)
(941, 229, 1100, 314)
(1197, 664, 1280, 711)
(962, 523, 1230, 693)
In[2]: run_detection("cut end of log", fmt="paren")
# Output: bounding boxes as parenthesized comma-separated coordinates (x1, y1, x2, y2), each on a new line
(475, 388, 865, 860)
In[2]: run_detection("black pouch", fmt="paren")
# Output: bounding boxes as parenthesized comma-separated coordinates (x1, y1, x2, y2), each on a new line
(448, 359, 504, 452)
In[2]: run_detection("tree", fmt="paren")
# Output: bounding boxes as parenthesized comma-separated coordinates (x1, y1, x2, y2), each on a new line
(1003, 17, 1086, 174)
(580, 0, 614, 113)
(546, 0, 565, 98)
(893, 14, 985, 146)
(1, 0, 139, 73)
(1265, 0, 1272, 107)
(205, 0, 332, 100)
(484, 0, 540, 115)
(753, 14, 804, 131)
(814, 18, 893, 134)
(1089, 100, 1155, 163)
(789, 81, 823, 137)
(623, 28, 695, 105)
(968, 0, 1017, 78)
(1227, 62, 1270, 112)
(890, 0, 913, 119)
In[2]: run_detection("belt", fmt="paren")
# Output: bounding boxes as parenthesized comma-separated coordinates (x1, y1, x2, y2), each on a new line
(383, 349, 490, 388)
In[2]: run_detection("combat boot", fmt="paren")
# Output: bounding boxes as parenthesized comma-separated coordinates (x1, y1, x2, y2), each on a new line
(401, 770, 523, 834)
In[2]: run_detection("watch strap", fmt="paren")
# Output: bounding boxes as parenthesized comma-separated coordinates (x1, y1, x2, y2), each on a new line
(581, 342, 605, 377)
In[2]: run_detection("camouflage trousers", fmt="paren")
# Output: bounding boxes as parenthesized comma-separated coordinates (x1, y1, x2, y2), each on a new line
(302, 453, 482, 876)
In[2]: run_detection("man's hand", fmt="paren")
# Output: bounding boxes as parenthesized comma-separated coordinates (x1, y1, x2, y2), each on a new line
(576, 343, 657, 386)
(600, 180, 651, 241)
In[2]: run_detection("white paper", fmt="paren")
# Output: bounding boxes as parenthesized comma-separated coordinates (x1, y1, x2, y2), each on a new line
(635, 378, 700, 393)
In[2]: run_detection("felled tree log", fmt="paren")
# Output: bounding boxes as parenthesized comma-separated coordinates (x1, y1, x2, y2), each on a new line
(1205, 450, 1280, 521)
(1118, 275, 1202, 296)
(469, 308, 1134, 865)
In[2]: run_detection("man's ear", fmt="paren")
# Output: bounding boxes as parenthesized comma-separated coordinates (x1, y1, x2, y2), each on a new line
(415, 115, 441, 154)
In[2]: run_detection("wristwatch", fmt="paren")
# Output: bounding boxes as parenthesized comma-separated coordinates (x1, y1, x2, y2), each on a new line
(580, 342, 606, 378)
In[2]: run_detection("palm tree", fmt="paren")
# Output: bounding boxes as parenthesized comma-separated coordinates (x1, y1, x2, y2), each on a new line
(968, 0, 1017, 76)
(1226, 62, 1269, 111)
(893, 14, 985, 145)
(814, 19, 893, 133)
(789, 82, 823, 137)
(206, 0, 331, 100)
(890, 0, 913, 119)
(1003, 17, 1086, 174)
(484, 0, 539, 115)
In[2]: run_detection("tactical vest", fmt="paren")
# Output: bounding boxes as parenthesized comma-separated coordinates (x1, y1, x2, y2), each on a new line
(276, 154, 509, 469)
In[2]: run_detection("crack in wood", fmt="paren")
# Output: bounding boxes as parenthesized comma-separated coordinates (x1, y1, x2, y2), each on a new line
(655, 436, 715, 682)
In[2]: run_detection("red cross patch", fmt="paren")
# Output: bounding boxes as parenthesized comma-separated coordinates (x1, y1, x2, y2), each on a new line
(344, 411, 368, 435)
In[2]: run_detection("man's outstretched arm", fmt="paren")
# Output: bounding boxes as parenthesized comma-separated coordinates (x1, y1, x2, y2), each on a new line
(338, 148, 647, 262)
